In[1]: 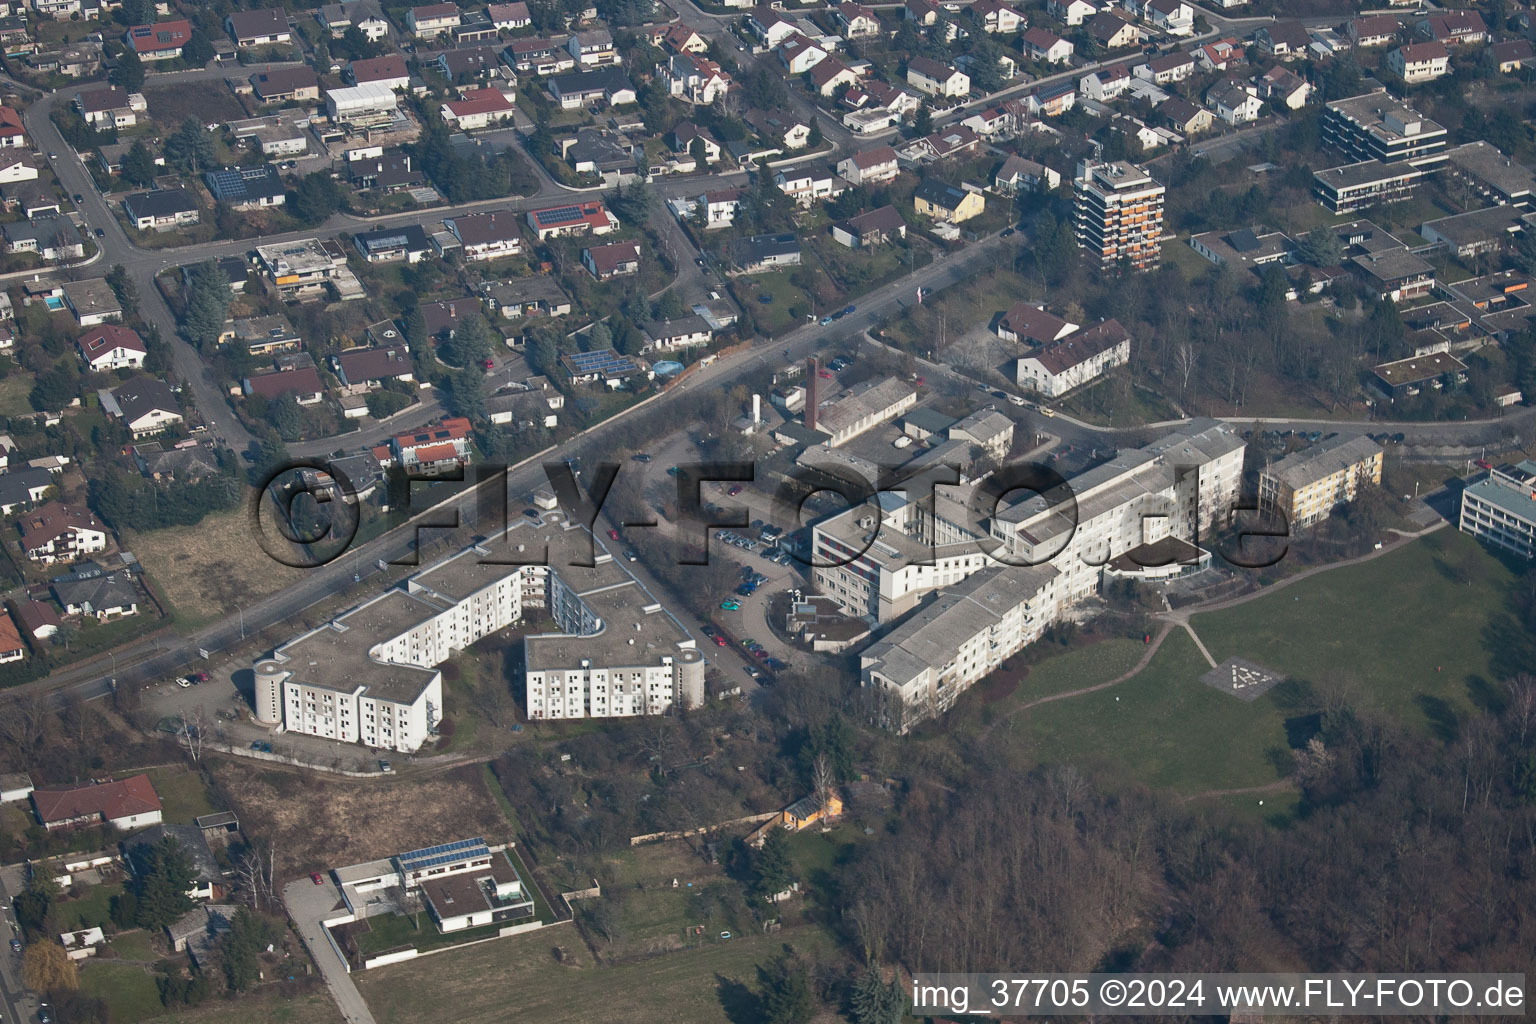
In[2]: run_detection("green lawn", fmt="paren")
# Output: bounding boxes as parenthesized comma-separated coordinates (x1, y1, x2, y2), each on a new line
(0, 372, 35, 418)
(357, 924, 834, 1024)
(143, 767, 219, 824)
(80, 961, 163, 1023)
(1000, 637, 1147, 708)
(730, 271, 808, 336)
(109, 928, 161, 962)
(1010, 629, 1291, 795)
(1191, 530, 1516, 738)
(53, 882, 121, 931)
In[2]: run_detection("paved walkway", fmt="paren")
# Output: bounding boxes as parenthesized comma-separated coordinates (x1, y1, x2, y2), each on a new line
(283, 878, 377, 1024)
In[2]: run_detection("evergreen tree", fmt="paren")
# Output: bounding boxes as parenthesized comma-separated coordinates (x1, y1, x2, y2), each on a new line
(444, 367, 487, 420)
(807, 115, 823, 147)
(1296, 225, 1344, 268)
(758, 952, 814, 1024)
(121, 139, 157, 188)
(130, 837, 196, 931)
(105, 265, 140, 318)
(221, 908, 267, 992)
(850, 966, 905, 1024)
(181, 30, 214, 66)
(116, 49, 146, 94)
(164, 117, 215, 175)
(752, 828, 793, 900)
(180, 261, 231, 349)
(440, 313, 493, 368)
(912, 100, 933, 136)
(289, 173, 342, 225)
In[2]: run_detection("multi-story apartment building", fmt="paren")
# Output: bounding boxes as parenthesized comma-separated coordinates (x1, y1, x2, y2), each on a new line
(1321, 91, 1448, 169)
(1460, 461, 1536, 559)
(255, 514, 705, 748)
(1073, 160, 1165, 270)
(853, 420, 1246, 729)
(1258, 434, 1384, 530)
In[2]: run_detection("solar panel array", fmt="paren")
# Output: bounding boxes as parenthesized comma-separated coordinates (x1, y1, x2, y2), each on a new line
(207, 169, 248, 199)
(565, 348, 638, 375)
(534, 205, 585, 226)
(397, 837, 488, 872)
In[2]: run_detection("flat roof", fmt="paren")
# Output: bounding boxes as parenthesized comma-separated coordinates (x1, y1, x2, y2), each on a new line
(274, 590, 445, 703)
(1263, 433, 1382, 491)
(1374, 351, 1468, 385)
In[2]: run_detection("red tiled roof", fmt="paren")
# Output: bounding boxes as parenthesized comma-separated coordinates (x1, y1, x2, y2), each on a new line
(79, 324, 147, 360)
(245, 367, 324, 400)
(126, 19, 192, 54)
(31, 774, 161, 825)
(0, 611, 23, 656)
(411, 441, 461, 463)
(445, 88, 514, 117)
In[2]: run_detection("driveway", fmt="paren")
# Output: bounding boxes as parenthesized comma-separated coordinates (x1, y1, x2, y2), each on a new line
(283, 877, 377, 1024)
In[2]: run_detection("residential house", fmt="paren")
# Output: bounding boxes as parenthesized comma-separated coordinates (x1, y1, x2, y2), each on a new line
(1024, 80, 1076, 117)
(1260, 65, 1310, 109)
(452, 10, 498, 43)
(1014, 319, 1131, 396)
(74, 87, 143, 129)
(1194, 37, 1241, 70)
(225, 8, 290, 47)
(582, 239, 642, 280)
(62, 279, 120, 326)
(1388, 41, 1449, 83)
(350, 152, 426, 193)
(734, 232, 801, 273)
(997, 301, 1077, 344)
(229, 314, 300, 356)
(124, 20, 193, 60)
(1144, 0, 1193, 36)
(479, 276, 570, 319)
(436, 45, 502, 80)
(1085, 9, 1139, 50)
(1492, 39, 1535, 72)
(1135, 50, 1195, 83)
(567, 28, 619, 67)
(17, 502, 109, 565)
(831, 205, 906, 248)
(203, 165, 285, 209)
(243, 368, 326, 406)
(444, 211, 524, 261)
(1207, 78, 1262, 124)
(809, 58, 860, 97)
(836, 145, 900, 184)
(907, 55, 970, 96)
(123, 825, 222, 900)
(560, 350, 645, 387)
(106, 377, 183, 437)
(1348, 15, 1400, 48)
(671, 122, 721, 164)
(743, 107, 810, 150)
(441, 87, 517, 130)
(52, 569, 139, 621)
(745, 6, 801, 46)
(774, 167, 843, 206)
(78, 325, 146, 371)
(333, 345, 414, 393)
(0, 106, 23, 149)
(778, 33, 827, 74)
(913, 179, 984, 223)
(1256, 20, 1310, 58)
(1416, 10, 1487, 45)
(3, 215, 83, 261)
(13, 600, 60, 640)
(653, 22, 708, 52)
(831, 2, 880, 38)
(546, 67, 636, 108)
(1259, 434, 1384, 529)
(31, 775, 161, 831)
(526, 199, 618, 240)
(1158, 96, 1212, 134)
(250, 66, 321, 103)
(642, 314, 713, 350)
(489, 1, 531, 29)
(0, 468, 54, 515)
(1022, 26, 1073, 64)
(1046, 0, 1096, 26)
(392, 417, 473, 473)
(122, 189, 198, 232)
(663, 53, 731, 104)
(970, 0, 1024, 34)
(697, 187, 744, 228)
(407, 3, 461, 37)
(1080, 66, 1132, 101)
(505, 37, 574, 75)
(354, 224, 432, 263)
(349, 54, 410, 89)
(994, 154, 1061, 194)
(0, 612, 23, 663)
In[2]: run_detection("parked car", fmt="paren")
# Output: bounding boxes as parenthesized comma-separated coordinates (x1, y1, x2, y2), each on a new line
(311, 872, 325, 885)
(728, 484, 744, 495)
(523, 508, 540, 519)
(820, 316, 833, 326)
(607, 528, 621, 541)
(714, 635, 727, 646)
(9, 938, 20, 953)
(623, 549, 638, 561)
(720, 599, 741, 610)
(378, 759, 393, 773)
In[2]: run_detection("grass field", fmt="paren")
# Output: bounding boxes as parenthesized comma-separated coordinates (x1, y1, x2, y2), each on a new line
(595, 842, 740, 957)
(1191, 530, 1516, 737)
(356, 924, 833, 1024)
(123, 506, 307, 626)
(0, 371, 35, 418)
(1009, 629, 1291, 795)
(80, 960, 346, 1024)
(206, 762, 507, 877)
(53, 882, 121, 931)
(109, 928, 161, 962)
(80, 961, 163, 1023)
(999, 638, 1146, 709)
(143, 766, 219, 824)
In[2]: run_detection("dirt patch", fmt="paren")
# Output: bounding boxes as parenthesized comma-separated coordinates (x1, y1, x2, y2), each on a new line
(142, 84, 250, 130)
(124, 507, 308, 621)
(206, 760, 507, 878)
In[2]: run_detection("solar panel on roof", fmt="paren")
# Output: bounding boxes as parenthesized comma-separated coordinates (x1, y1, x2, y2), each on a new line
(537, 205, 584, 224)
(566, 349, 637, 374)
(397, 837, 488, 870)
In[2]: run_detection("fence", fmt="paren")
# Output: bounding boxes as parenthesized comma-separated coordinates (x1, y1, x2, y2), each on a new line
(629, 811, 778, 847)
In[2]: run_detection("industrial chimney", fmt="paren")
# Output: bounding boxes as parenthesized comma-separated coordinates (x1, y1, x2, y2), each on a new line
(805, 356, 819, 432)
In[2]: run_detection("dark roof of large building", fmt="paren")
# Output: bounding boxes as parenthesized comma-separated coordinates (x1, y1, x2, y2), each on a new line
(124, 823, 221, 883)
(122, 188, 197, 220)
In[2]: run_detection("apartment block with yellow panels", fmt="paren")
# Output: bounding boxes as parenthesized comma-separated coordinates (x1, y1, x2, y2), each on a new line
(1258, 433, 1384, 529)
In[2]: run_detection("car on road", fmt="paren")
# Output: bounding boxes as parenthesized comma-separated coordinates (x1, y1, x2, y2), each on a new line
(175, 676, 192, 688)
(95, 227, 105, 237)
(623, 548, 638, 561)
(192, 671, 209, 682)
(73, 193, 83, 203)
(667, 466, 680, 476)
(9, 938, 20, 953)
(251, 741, 272, 753)
(765, 658, 787, 671)
(818, 369, 833, 379)
(714, 635, 727, 646)
(695, 257, 705, 267)
(378, 760, 393, 774)
(912, 375, 924, 386)
(47, 152, 55, 159)
(483, 358, 495, 372)
(38, 1004, 52, 1023)
(1039, 407, 1056, 417)
(727, 484, 743, 495)
(632, 453, 652, 462)
(311, 872, 325, 885)
(720, 599, 741, 610)
(523, 508, 540, 519)
(819, 316, 833, 326)
(607, 528, 621, 541)
(843, 305, 855, 315)
(735, 583, 754, 596)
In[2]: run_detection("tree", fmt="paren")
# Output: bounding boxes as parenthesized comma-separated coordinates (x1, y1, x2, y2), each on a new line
(22, 941, 77, 994)
(131, 837, 197, 930)
(181, 30, 214, 66)
(289, 173, 342, 225)
(440, 312, 493, 368)
(120, 139, 157, 188)
(1296, 225, 1343, 268)
(912, 100, 933, 136)
(180, 260, 231, 349)
(758, 952, 814, 1024)
(444, 367, 487, 420)
(116, 49, 146, 93)
(588, 322, 614, 350)
(752, 828, 793, 900)
(105, 264, 140, 318)
(850, 966, 906, 1024)
(221, 908, 267, 992)
(807, 115, 823, 147)
(164, 117, 215, 175)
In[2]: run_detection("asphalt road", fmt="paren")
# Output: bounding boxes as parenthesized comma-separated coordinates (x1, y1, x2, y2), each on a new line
(283, 878, 377, 1024)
